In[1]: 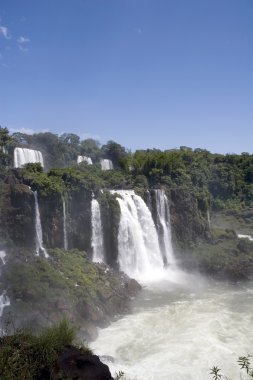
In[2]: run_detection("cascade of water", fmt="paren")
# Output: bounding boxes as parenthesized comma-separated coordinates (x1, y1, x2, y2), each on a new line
(14, 147, 44, 168)
(207, 209, 211, 227)
(33, 191, 49, 258)
(77, 155, 93, 165)
(91, 199, 105, 263)
(0, 251, 10, 318)
(0, 292, 10, 317)
(111, 190, 164, 280)
(154, 189, 176, 266)
(62, 198, 68, 251)
(100, 159, 113, 170)
(0, 250, 6, 265)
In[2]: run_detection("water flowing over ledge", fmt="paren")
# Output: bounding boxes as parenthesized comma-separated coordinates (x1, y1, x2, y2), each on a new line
(110, 189, 177, 283)
(14, 147, 44, 168)
(34, 191, 49, 258)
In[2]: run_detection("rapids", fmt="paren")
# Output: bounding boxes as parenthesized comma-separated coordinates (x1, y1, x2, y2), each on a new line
(91, 275, 253, 380)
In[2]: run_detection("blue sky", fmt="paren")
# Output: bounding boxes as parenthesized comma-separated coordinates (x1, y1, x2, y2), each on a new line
(0, 0, 252, 153)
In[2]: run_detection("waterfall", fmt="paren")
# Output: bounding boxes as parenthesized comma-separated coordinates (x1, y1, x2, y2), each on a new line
(63, 198, 68, 250)
(0, 292, 10, 317)
(207, 209, 211, 227)
(154, 189, 176, 266)
(91, 199, 105, 263)
(0, 250, 6, 265)
(100, 159, 113, 170)
(0, 251, 10, 318)
(14, 147, 44, 168)
(77, 155, 93, 165)
(33, 191, 49, 258)
(111, 190, 164, 280)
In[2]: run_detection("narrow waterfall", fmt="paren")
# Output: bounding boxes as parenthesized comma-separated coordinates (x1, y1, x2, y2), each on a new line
(77, 155, 93, 165)
(0, 250, 10, 318)
(0, 250, 6, 265)
(154, 189, 176, 266)
(34, 191, 49, 258)
(91, 199, 105, 263)
(0, 292, 10, 317)
(207, 209, 211, 227)
(62, 198, 68, 251)
(14, 147, 44, 168)
(100, 159, 113, 170)
(111, 190, 164, 280)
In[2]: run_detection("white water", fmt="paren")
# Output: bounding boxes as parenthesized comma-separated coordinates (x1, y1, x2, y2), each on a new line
(14, 147, 44, 168)
(63, 198, 68, 250)
(0, 250, 6, 265)
(207, 209, 211, 227)
(238, 234, 253, 242)
(154, 189, 175, 266)
(92, 279, 253, 380)
(77, 155, 93, 165)
(111, 190, 167, 281)
(91, 199, 105, 263)
(100, 159, 114, 170)
(34, 191, 49, 258)
(0, 292, 10, 317)
(0, 250, 10, 318)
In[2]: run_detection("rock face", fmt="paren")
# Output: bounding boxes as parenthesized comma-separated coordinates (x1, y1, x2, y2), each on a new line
(52, 346, 113, 380)
(1, 248, 141, 341)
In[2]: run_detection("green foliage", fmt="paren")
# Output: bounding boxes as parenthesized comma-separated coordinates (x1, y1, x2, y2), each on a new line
(114, 370, 125, 380)
(0, 319, 79, 380)
(210, 355, 253, 379)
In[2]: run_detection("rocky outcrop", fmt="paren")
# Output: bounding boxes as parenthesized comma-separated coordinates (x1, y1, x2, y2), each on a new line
(2, 248, 141, 341)
(51, 346, 113, 380)
(169, 187, 209, 249)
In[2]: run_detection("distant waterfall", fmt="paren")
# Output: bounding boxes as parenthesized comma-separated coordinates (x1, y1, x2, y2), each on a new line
(14, 147, 44, 168)
(100, 159, 113, 170)
(154, 189, 176, 266)
(91, 199, 105, 263)
(0, 250, 6, 265)
(34, 191, 48, 258)
(77, 156, 93, 165)
(0, 250, 10, 317)
(62, 198, 68, 251)
(112, 190, 164, 280)
(207, 209, 211, 227)
(0, 292, 10, 317)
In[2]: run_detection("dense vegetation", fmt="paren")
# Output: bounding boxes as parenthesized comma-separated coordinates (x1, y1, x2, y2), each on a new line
(1, 126, 253, 212)
(0, 319, 78, 380)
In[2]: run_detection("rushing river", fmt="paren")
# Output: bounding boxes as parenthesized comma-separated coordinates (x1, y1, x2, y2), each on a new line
(91, 271, 253, 380)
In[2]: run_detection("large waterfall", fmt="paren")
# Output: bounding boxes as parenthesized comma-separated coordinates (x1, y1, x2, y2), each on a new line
(77, 155, 93, 165)
(100, 159, 113, 170)
(154, 189, 176, 266)
(112, 190, 167, 281)
(62, 198, 68, 251)
(14, 147, 44, 168)
(34, 191, 48, 258)
(91, 199, 105, 263)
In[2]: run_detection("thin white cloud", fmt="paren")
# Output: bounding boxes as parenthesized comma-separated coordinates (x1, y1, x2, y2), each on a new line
(17, 36, 30, 44)
(1, 63, 8, 68)
(18, 45, 29, 52)
(80, 132, 101, 141)
(0, 26, 10, 39)
(10, 127, 36, 135)
(10, 127, 49, 135)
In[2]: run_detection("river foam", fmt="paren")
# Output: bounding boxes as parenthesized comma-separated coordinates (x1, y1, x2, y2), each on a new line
(91, 278, 253, 380)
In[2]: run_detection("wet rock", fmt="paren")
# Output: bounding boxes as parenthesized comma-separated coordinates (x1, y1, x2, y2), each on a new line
(52, 346, 113, 380)
(125, 278, 142, 295)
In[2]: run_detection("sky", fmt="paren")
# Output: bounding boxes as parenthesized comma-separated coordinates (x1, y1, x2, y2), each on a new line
(0, 0, 252, 154)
